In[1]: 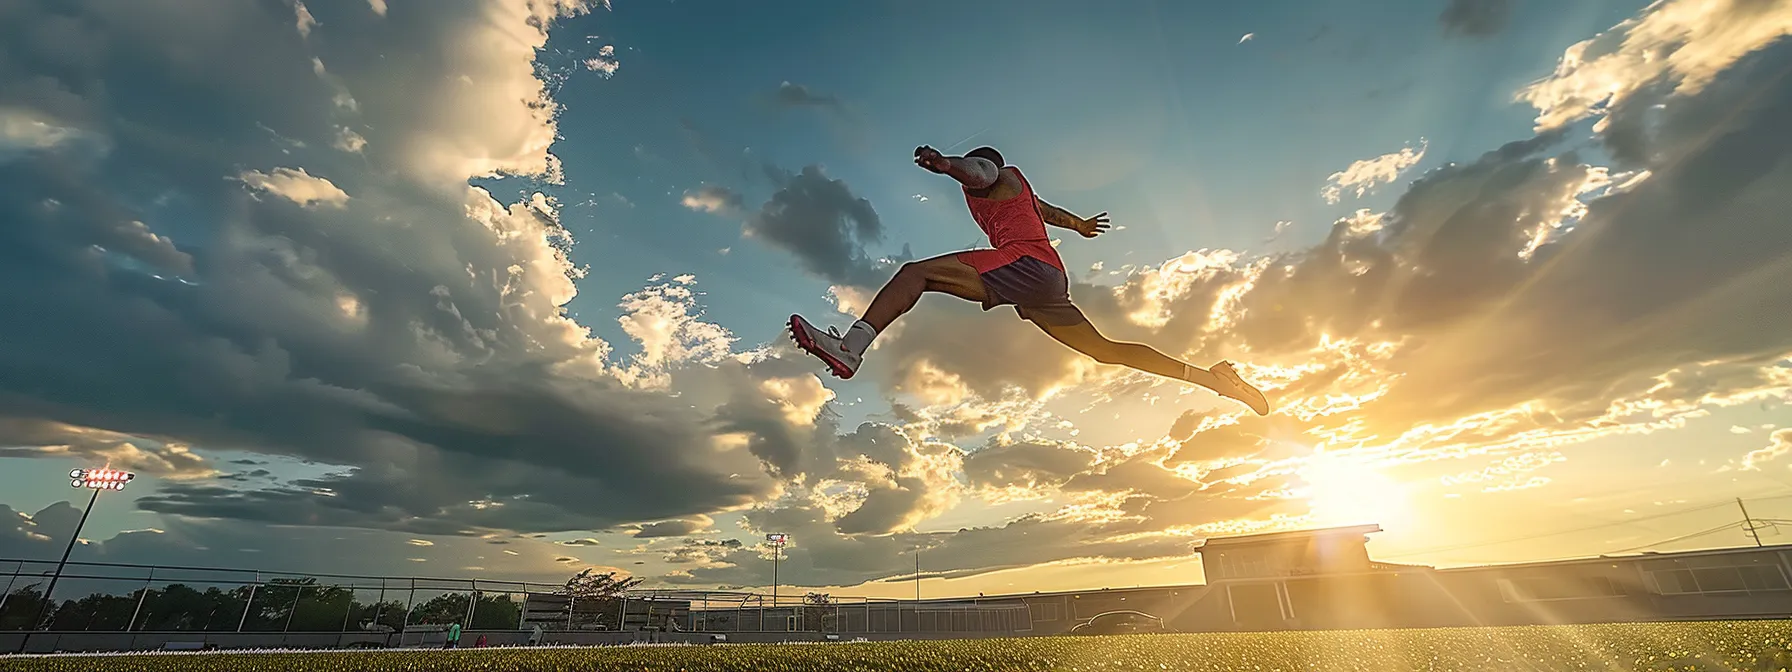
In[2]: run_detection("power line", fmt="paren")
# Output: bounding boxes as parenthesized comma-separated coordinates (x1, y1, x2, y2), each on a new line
(1600, 522, 1743, 556)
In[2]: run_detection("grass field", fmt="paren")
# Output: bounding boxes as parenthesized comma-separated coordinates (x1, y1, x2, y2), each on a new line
(2, 621, 1790, 672)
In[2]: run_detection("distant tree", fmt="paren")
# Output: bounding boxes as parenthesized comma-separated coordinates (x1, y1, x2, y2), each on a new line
(559, 569, 641, 630)
(409, 593, 474, 627)
(0, 584, 48, 630)
(802, 592, 835, 632)
(562, 569, 643, 599)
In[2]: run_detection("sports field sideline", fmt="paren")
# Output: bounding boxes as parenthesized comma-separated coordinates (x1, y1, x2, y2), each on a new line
(1, 621, 1790, 672)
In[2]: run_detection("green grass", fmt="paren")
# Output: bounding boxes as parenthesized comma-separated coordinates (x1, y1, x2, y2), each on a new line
(3, 621, 1791, 672)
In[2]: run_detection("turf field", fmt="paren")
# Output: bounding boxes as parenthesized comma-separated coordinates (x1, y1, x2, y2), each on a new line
(2, 621, 1789, 672)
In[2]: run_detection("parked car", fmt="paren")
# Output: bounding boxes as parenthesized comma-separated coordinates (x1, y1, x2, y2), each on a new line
(1068, 610, 1168, 636)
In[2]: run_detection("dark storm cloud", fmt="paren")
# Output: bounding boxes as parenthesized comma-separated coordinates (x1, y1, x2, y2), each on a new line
(745, 165, 901, 288)
(1439, 0, 1514, 38)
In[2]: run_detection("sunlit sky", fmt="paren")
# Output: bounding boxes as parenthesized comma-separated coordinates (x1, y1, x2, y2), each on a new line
(3, 0, 1792, 600)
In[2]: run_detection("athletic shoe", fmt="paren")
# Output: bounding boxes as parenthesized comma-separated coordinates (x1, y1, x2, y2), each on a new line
(788, 314, 861, 379)
(1211, 361, 1270, 416)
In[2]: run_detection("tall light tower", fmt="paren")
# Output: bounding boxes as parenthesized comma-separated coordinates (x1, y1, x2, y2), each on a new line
(765, 533, 788, 609)
(18, 468, 135, 653)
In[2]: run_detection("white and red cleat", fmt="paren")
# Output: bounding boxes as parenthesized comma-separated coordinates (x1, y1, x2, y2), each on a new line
(788, 314, 862, 379)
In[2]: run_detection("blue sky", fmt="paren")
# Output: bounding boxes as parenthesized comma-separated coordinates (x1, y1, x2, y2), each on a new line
(4, 0, 1792, 600)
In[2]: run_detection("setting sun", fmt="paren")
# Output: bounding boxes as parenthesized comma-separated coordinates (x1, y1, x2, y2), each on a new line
(1297, 452, 1412, 528)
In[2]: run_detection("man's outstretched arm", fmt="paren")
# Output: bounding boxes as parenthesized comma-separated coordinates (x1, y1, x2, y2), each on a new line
(914, 146, 998, 188)
(1037, 197, 1111, 238)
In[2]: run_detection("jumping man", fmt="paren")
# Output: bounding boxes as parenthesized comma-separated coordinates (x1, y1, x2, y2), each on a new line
(788, 145, 1270, 415)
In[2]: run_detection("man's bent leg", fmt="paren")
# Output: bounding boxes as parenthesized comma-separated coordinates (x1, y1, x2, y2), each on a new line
(859, 253, 989, 331)
(791, 252, 989, 380)
(1034, 319, 1269, 415)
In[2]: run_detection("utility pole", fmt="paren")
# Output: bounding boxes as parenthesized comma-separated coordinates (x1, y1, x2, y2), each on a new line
(1738, 498, 1764, 547)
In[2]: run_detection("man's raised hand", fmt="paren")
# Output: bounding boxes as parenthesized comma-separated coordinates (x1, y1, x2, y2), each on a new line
(913, 145, 949, 174)
(1077, 212, 1112, 238)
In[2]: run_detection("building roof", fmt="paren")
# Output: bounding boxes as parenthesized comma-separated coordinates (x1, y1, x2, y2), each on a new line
(1193, 524, 1382, 550)
(1436, 540, 1792, 572)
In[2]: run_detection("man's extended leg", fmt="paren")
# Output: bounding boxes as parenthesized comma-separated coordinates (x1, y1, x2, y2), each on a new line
(1034, 319, 1270, 415)
(790, 254, 988, 379)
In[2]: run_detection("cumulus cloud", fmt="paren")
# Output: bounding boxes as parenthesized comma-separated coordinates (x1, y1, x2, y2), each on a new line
(1741, 429, 1792, 470)
(0, 418, 213, 478)
(583, 45, 620, 78)
(1517, 0, 1792, 132)
(962, 438, 1099, 491)
(614, 276, 736, 388)
(237, 167, 349, 208)
(681, 184, 744, 214)
(0, 108, 106, 161)
(1321, 140, 1428, 204)
(632, 515, 715, 538)
(1440, 0, 1514, 38)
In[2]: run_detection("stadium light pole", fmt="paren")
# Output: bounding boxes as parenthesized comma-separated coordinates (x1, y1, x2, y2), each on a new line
(765, 533, 787, 612)
(17, 467, 135, 654)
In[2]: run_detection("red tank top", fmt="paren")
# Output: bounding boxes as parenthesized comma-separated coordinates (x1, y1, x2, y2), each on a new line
(962, 167, 1065, 271)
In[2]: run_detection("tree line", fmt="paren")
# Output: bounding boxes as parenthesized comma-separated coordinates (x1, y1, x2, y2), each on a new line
(0, 568, 645, 633)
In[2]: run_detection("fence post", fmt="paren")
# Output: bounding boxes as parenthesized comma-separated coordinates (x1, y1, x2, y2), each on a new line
(0, 560, 23, 624)
(126, 568, 155, 632)
(237, 572, 260, 632)
(401, 579, 417, 630)
(340, 583, 360, 633)
(282, 584, 305, 633)
(462, 580, 478, 630)
(371, 581, 386, 632)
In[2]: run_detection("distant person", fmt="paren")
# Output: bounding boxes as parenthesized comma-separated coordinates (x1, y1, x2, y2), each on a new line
(445, 621, 461, 649)
(789, 145, 1269, 415)
(530, 624, 543, 646)
(475, 633, 487, 648)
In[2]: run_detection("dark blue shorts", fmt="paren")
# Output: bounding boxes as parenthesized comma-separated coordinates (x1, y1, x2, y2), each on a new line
(976, 256, 1088, 326)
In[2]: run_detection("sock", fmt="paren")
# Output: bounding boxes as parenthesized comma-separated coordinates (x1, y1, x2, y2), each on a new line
(1181, 364, 1197, 384)
(842, 320, 878, 356)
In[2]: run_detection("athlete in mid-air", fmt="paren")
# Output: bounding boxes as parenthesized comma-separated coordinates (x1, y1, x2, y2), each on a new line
(789, 145, 1270, 415)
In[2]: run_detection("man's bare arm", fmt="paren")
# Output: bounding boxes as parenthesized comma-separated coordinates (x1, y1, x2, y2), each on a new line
(1037, 197, 1112, 238)
(914, 146, 999, 188)
(940, 156, 999, 188)
(1034, 198, 1084, 230)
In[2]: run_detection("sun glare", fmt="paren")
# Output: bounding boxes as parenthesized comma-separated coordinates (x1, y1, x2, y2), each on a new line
(1297, 452, 1412, 528)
